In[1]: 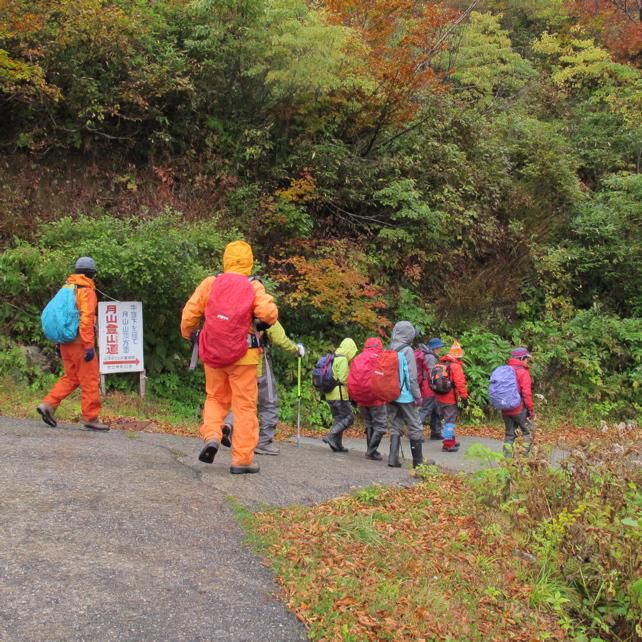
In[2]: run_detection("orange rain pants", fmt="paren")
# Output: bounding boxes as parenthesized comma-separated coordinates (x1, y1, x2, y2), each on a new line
(43, 342, 101, 421)
(201, 363, 259, 467)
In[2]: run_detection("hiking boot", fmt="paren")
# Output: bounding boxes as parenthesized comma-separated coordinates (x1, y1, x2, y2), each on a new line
(36, 403, 57, 428)
(83, 419, 110, 431)
(365, 451, 383, 461)
(255, 442, 280, 456)
(388, 434, 401, 468)
(221, 424, 232, 448)
(198, 440, 219, 464)
(230, 463, 260, 474)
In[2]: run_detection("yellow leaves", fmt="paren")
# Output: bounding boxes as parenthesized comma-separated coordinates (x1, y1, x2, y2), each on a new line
(276, 172, 317, 204)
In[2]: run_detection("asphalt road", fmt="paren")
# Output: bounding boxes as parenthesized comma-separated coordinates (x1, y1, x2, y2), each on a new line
(0, 415, 532, 641)
(3, 416, 487, 642)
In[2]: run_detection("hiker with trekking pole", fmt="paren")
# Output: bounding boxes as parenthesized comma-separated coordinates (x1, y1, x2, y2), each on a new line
(220, 320, 305, 456)
(180, 241, 278, 474)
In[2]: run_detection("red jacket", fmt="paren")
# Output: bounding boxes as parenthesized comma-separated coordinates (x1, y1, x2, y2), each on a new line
(435, 354, 468, 405)
(503, 358, 533, 417)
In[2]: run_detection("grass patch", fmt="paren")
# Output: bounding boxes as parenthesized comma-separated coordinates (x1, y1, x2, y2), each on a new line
(0, 376, 201, 437)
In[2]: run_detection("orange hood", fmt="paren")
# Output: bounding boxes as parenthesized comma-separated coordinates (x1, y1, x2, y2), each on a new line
(223, 241, 253, 276)
(67, 273, 96, 289)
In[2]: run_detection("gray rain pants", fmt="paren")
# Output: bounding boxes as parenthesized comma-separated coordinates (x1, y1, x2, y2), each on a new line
(418, 395, 442, 436)
(327, 400, 354, 435)
(387, 402, 423, 441)
(502, 408, 533, 457)
(360, 405, 388, 437)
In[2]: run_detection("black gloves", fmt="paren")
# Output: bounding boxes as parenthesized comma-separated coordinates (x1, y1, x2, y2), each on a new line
(255, 320, 271, 332)
(460, 397, 469, 409)
(84, 348, 95, 362)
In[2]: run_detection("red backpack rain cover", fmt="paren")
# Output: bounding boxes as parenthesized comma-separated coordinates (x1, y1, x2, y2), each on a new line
(347, 339, 383, 406)
(370, 350, 401, 403)
(199, 273, 256, 368)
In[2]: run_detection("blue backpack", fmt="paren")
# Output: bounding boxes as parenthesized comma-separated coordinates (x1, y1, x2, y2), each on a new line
(312, 353, 338, 393)
(41, 284, 80, 343)
(488, 365, 521, 410)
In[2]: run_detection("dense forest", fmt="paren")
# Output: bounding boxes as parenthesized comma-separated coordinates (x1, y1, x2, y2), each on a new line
(1, 0, 640, 421)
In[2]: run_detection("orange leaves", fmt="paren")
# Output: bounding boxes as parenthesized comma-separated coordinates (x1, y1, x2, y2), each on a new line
(322, 0, 460, 142)
(256, 474, 561, 641)
(566, 0, 642, 62)
(272, 241, 390, 331)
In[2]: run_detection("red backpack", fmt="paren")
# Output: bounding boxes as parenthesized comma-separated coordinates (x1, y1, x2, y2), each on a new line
(347, 348, 381, 405)
(199, 273, 256, 368)
(370, 350, 401, 403)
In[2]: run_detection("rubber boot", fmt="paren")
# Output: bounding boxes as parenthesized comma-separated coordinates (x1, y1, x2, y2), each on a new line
(366, 431, 383, 461)
(323, 430, 348, 453)
(442, 438, 459, 453)
(388, 434, 401, 467)
(410, 439, 424, 468)
(335, 431, 349, 453)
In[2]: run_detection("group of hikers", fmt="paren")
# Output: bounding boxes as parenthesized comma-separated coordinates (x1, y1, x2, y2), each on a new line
(35, 241, 535, 475)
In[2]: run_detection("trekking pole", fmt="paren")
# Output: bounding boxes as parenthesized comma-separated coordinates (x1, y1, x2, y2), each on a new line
(296, 356, 302, 448)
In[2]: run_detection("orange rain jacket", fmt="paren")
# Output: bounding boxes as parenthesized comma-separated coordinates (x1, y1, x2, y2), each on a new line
(66, 273, 98, 348)
(180, 241, 278, 366)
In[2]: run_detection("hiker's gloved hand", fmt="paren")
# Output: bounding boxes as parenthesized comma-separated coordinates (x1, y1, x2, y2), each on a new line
(255, 320, 271, 332)
(55, 344, 61, 358)
(460, 397, 469, 409)
(190, 330, 199, 344)
(296, 343, 305, 358)
(84, 348, 95, 362)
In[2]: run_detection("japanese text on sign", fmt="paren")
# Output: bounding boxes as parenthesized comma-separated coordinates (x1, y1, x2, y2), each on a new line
(98, 301, 144, 374)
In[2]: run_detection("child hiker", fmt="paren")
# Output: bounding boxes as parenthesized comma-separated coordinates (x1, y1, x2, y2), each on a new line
(347, 337, 387, 461)
(415, 337, 445, 440)
(321, 338, 358, 453)
(502, 347, 535, 457)
(433, 340, 468, 452)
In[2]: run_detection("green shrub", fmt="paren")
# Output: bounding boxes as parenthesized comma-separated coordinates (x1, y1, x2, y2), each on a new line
(468, 442, 642, 640)
(0, 210, 237, 376)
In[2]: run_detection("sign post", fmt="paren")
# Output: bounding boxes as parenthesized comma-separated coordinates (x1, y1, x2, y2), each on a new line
(98, 301, 145, 397)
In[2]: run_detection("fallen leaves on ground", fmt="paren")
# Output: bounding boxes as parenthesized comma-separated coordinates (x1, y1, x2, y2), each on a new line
(253, 475, 563, 641)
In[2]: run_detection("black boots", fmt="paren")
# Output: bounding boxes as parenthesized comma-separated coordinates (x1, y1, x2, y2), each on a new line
(323, 431, 349, 453)
(198, 440, 219, 464)
(388, 434, 401, 467)
(366, 431, 383, 461)
(410, 439, 425, 468)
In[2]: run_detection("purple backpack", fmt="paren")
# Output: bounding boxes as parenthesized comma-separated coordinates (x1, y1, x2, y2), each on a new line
(489, 365, 521, 410)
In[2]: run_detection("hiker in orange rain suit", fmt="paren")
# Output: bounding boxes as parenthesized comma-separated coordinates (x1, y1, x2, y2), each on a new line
(38, 257, 109, 431)
(181, 241, 278, 474)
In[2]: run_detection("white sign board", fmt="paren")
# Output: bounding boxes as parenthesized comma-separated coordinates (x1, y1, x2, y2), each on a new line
(98, 301, 144, 374)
